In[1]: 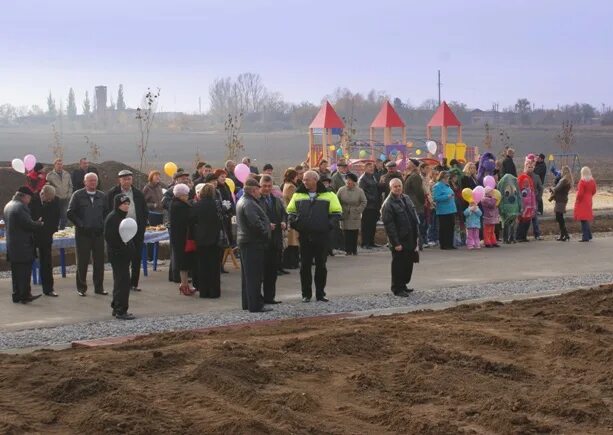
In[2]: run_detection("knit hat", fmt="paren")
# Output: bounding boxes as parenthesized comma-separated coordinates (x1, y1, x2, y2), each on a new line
(173, 183, 190, 197)
(114, 194, 131, 209)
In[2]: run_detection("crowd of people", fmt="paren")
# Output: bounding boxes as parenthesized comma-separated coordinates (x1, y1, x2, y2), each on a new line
(2, 150, 598, 316)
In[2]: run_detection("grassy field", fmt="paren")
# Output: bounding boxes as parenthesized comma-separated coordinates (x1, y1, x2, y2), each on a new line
(1, 124, 612, 173)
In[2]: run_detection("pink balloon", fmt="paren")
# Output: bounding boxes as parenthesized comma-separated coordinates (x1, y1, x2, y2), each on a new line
(483, 175, 496, 189)
(234, 163, 250, 183)
(272, 187, 282, 198)
(23, 154, 36, 172)
(472, 186, 485, 203)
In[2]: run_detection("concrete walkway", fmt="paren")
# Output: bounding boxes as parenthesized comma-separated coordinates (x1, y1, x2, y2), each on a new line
(1, 236, 611, 332)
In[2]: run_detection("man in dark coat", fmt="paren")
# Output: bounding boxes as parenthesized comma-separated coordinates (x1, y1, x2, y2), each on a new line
(534, 153, 547, 215)
(32, 185, 61, 297)
(67, 172, 107, 296)
(358, 161, 382, 248)
(379, 161, 403, 199)
(381, 178, 420, 297)
(71, 157, 101, 191)
(104, 194, 136, 320)
(259, 175, 287, 304)
(106, 170, 148, 291)
(236, 178, 272, 313)
(3, 186, 44, 304)
(500, 148, 517, 177)
(403, 159, 427, 249)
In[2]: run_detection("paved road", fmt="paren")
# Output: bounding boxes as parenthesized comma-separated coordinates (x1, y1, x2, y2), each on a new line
(0, 236, 610, 332)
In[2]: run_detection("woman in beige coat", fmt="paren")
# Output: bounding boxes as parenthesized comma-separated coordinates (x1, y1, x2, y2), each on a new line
(282, 168, 300, 268)
(337, 173, 367, 255)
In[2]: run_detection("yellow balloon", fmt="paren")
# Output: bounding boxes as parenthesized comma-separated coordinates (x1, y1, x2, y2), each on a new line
(548, 154, 555, 161)
(416, 149, 422, 155)
(462, 188, 473, 203)
(225, 177, 235, 193)
(164, 162, 177, 177)
(329, 145, 336, 151)
(492, 189, 502, 206)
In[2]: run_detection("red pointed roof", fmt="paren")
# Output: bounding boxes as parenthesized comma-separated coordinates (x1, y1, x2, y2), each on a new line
(427, 101, 462, 127)
(309, 101, 345, 129)
(370, 101, 405, 128)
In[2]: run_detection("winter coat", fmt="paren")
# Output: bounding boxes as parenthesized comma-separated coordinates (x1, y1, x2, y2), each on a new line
(574, 178, 597, 221)
(358, 172, 381, 210)
(104, 196, 135, 262)
(189, 197, 223, 247)
(531, 173, 544, 200)
(287, 181, 342, 243)
(337, 185, 367, 230)
(27, 170, 46, 193)
(432, 182, 457, 216)
(31, 197, 60, 245)
(379, 171, 403, 199)
(534, 161, 547, 184)
(236, 193, 271, 246)
(46, 170, 73, 200)
(260, 194, 288, 248)
(404, 171, 425, 213)
(463, 206, 482, 229)
(549, 177, 571, 214)
(106, 186, 148, 235)
(460, 175, 479, 210)
(67, 188, 107, 233)
(71, 166, 100, 191)
(283, 182, 299, 247)
(331, 171, 351, 193)
(142, 182, 165, 213)
(381, 193, 419, 254)
(501, 156, 517, 177)
(3, 196, 43, 263)
(169, 198, 193, 270)
(481, 196, 500, 225)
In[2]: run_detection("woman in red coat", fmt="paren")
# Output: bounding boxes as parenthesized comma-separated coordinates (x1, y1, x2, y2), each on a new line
(573, 166, 597, 242)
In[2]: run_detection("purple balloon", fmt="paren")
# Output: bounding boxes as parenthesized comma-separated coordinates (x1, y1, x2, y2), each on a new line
(472, 186, 485, 203)
(483, 175, 496, 189)
(234, 163, 250, 183)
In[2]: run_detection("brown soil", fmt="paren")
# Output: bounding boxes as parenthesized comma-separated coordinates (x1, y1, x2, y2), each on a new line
(1, 286, 613, 434)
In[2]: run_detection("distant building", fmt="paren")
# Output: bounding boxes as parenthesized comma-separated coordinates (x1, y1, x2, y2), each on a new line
(470, 109, 510, 126)
(95, 86, 107, 113)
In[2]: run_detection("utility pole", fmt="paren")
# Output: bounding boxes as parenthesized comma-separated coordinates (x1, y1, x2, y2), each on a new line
(437, 70, 442, 106)
(199, 96, 202, 114)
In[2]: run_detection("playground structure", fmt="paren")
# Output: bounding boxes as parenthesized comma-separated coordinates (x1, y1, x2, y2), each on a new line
(307, 100, 480, 170)
(548, 153, 582, 178)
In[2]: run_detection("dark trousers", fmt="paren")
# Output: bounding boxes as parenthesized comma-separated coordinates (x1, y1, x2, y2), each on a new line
(75, 231, 105, 293)
(299, 237, 328, 299)
(130, 232, 144, 288)
(239, 243, 265, 312)
(37, 240, 54, 294)
(438, 213, 455, 249)
(417, 211, 427, 247)
(555, 212, 568, 237)
(537, 197, 544, 215)
(344, 229, 359, 254)
(391, 248, 414, 294)
(11, 261, 33, 303)
(282, 246, 300, 269)
(263, 243, 281, 302)
(110, 255, 130, 315)
(361, 209, 379, 246)
(581, 220, 592, 241)
(196, 245, 221, 298)
(516, 220, 531, 241)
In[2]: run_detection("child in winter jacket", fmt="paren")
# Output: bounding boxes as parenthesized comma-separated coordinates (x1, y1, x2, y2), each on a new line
(482, 187, 500, 247)
(463, 201, 482, 249)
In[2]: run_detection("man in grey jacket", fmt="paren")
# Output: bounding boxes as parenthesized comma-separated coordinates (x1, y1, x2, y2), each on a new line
(236, 178, 272, 313)
(46, 158, 73, 229)
(67, 172, 108, 296)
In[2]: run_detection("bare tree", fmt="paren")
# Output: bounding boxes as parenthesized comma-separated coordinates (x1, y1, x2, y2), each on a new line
(50, 124, 64, 159)
(555, 121, 574, 152)
(224, 112, 244, 161)
(135, 88, 160, 184)
(85, 135, 101, 162)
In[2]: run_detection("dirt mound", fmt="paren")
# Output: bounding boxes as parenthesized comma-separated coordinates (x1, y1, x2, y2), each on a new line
(1, 285, 613, 433)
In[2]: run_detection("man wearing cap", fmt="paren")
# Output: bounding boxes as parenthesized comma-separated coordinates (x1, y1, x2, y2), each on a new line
(3, 186, 44, 304)
(404, 159, 427, 249)
(331, 159, 352, 193)
(107, 170, 148, 292)
(67, 172, 107, 296)
(380, 161, 403, 199)
(534, 153, 547, 215)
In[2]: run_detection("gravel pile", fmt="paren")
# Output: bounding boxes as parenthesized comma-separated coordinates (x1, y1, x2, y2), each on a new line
(1, 271, 612, 351)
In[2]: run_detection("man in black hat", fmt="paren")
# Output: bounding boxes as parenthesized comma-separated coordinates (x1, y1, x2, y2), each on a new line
(331, 159, 352, 193)
(106, 170, 148, 292)
(380, 160, 403, 199)
(3, 186, 44, 304)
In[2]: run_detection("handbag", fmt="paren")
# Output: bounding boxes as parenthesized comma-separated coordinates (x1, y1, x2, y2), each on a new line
(184, 239, 196, 253)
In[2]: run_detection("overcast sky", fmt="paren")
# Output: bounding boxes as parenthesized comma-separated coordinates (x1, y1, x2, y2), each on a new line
(1, 0, 612, 113)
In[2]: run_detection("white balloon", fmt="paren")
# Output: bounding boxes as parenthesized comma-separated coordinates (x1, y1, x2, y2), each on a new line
(119, 218, 138, 243)
(11, 158, 25, 173)
(426, 141, 438, 155)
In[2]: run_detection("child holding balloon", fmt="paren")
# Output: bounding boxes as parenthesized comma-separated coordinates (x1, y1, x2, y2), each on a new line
(463, 199, 482, 249)
(481, 187, 501, 248)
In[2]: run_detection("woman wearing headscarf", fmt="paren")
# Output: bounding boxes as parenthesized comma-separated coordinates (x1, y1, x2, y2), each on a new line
(574, 166, 597, 242)
(190, 183, 225, 298)
(548, 166, 572, 241)
(336, 173, 367, 255)
(281, 168, 300, 268)
(169, 183, 195, 295)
